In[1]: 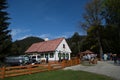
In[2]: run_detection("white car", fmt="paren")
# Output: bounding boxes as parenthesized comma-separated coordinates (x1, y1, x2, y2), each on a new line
(30, 55, 41, 64)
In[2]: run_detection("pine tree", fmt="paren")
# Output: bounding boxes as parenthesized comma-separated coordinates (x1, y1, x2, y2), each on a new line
(0, 0, 12, 60)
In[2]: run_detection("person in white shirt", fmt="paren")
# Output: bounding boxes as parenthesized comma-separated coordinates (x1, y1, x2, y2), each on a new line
(103, 53, 108, 61)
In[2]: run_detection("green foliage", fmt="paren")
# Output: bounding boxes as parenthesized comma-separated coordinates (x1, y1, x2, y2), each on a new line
(80, 0, 120, 55)
(67, 32, 86, 56)
(102, 0, 120, 54)
(101, 26, 120, 53)
(103, 0, 120, 26)
(80, 0, 104, 58)
(86, 25, 104, 53)
(3, 70, 114, 80)
(0, 0, 12, 59)
(81, 0, 103, 29)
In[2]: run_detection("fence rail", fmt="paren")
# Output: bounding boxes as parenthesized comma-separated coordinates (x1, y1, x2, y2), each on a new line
(0, 58, 80, 79)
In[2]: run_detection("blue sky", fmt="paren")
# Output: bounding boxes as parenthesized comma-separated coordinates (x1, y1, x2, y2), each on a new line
(7, 0, 89, 41)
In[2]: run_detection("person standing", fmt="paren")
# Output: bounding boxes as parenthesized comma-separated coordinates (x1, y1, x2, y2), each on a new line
(46, 56, 49, 63)
(87, 54, 91, 60)
(103, 53, 108, 61)
(107, 53, 110, 60)
(113, 54, 117, 64)
(118, 54, 120, 64)
(110, 53, 113, 61)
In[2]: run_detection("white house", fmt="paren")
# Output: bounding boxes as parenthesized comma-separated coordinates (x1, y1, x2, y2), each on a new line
(25, 38, 72, 61)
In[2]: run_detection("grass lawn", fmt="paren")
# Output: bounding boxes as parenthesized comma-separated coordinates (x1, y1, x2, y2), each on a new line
(1, 70, 114, 80)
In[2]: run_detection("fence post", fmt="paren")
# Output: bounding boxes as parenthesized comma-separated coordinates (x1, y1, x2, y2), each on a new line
(28, 65, 32, 74)
(78, 59, 81, 64)
(70, 60, 72, 66)
(65, 60, 69, 67)
(1, 66, 5, 79)
(62, 60, 65, 68)
(74, 59, 76, 65)
(71, 60, 73, 65)
(48, 63, 52, 71)
(76, 58, 78, 64)
(77, 58, 79, 64)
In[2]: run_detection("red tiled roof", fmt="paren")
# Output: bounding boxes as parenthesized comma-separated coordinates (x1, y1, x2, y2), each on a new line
(25, 38, 64, 53)
(79, 50, 94, 54)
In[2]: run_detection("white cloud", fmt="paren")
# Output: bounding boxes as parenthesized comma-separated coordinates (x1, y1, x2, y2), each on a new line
(11, 28, 30, 37)
(11, 28, 31, 41)
(11, 29, 22, 37)
(39, 32, 74, 40)
(39, 33, 51, 39)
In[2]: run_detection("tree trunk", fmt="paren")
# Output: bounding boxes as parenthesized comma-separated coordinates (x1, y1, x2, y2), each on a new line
(99, 45, 103, 60)
(97, 30, 103, 60)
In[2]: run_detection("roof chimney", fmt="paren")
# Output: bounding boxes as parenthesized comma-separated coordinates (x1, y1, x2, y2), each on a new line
(44, 38, 49, 41)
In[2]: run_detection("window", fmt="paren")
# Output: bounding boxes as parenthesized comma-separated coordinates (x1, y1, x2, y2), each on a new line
(41, 54, 44, 58)
(63, 44, 65, 48)
(58, 52, 61, 57)
(45, 53, 48, 58)
(50, 53, 54, 58)
(63, 53, 65, 59)
(66, 53, 69, 59)
(66, 53, 69, 57)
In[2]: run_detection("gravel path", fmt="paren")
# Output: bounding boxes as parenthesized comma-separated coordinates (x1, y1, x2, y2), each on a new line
(64, 61, 120, 80)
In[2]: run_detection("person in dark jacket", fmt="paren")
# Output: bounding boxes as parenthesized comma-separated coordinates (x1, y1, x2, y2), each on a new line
(46, 56, 49, 63)
(113, 54, 117, 64)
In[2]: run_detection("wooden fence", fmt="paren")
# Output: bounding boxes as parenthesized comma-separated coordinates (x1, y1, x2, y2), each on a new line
(0, 58, 80, 79)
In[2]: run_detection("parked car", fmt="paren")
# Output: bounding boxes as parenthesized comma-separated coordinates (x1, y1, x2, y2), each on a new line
(29, 54, 41, 64)
(5, 55, 31, 66)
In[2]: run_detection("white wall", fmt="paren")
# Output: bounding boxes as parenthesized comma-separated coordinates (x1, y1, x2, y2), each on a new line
(40, 53, 55, 61)
(55, 38, 72, 60)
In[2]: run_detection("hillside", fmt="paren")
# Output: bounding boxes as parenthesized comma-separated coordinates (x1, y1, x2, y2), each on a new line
(12, 36, 44, 55)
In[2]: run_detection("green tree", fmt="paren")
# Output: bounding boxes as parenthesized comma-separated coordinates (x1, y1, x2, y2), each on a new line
(102, 0, 120, 54)
(80, 0, 120, 55)
(102, 26, 118, 53)
(103, 0, 120, 27)
(0, 0, 12, 60)
(67, 32, 85, 56)
(80, 0, 104, 59)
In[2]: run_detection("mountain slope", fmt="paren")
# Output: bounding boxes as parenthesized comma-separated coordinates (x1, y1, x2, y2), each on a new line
(12, 36, 44, 55)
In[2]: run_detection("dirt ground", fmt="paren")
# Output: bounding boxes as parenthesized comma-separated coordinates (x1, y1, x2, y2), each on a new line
(64, 61, 120, 80)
